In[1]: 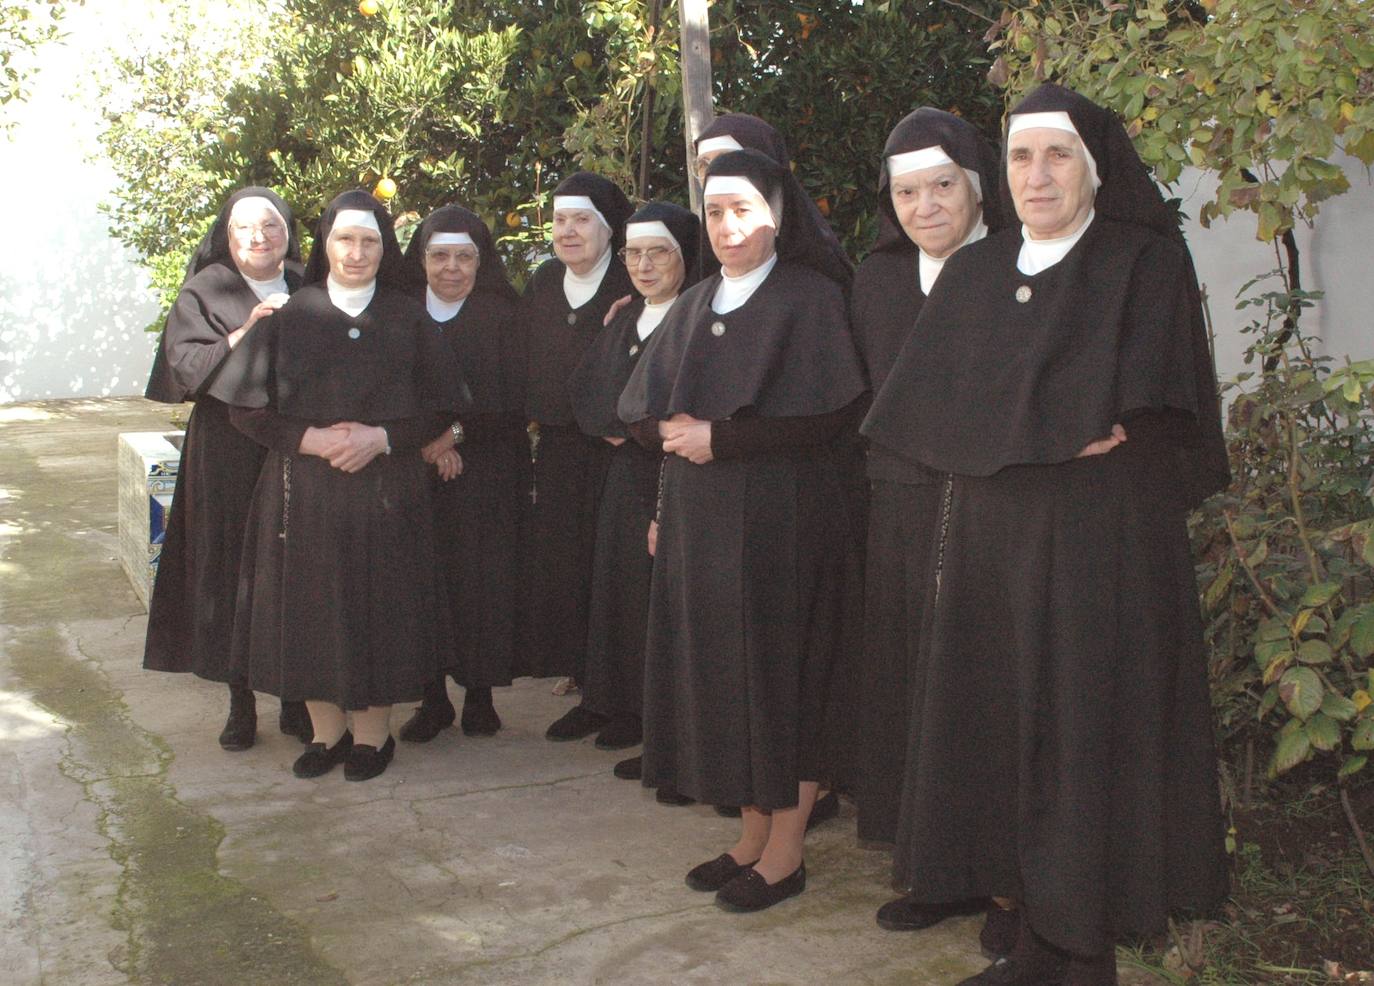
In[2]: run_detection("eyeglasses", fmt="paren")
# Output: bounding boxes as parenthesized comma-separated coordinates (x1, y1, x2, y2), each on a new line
(425, 248, 481, 268)
(618, 245, 680, 267)
(230, 221, 286, 239)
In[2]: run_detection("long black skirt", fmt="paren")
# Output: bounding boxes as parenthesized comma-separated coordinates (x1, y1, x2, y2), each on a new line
(579, 440, 659, 719)
(515, 425, 610, 679)
(854, 476, 944, 845)
(641, 449, 854, 810)
(143, 396, 265, 683)
(232, 449, 449, 709)
(433, 436, 523, 687)
(892, 442, 1228, 956)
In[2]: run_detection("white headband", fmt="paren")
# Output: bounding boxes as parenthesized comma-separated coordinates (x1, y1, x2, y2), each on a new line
(624, 221, 679, 251)
(553, 195, 610, 231)
(1007, 111, 1101, 189)
(229, 195, 287, 230)
(888, 146, 955, 177)
(696, 135, 744, 156)
(428, 232, 475, 247)
(888, 156, 984, 204)
(331, 209, 381, 234)
(704, 175, 778, 229)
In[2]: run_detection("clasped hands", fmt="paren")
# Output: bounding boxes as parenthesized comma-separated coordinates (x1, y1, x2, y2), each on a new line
(660, 413, 713, 464)
(420, 429, 464, 481)
(299, 422, 389, 473)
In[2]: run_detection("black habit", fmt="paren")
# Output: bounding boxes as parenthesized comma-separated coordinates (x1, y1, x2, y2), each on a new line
(143, 187, 302, 684)
(619, 252, 867, 809)
(518, 173, 635, 680)
(862, 85, 1229, 956)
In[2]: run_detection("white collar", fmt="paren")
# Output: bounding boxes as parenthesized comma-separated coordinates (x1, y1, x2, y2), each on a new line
(1017, 210, 1095, 276)
(635, 294, 678, 341)
(426, 285, 466, 323)
(918, 218, 988, 295)
(562, 247, 612, 309)
(241, 270, 288, 303)
(711, 252, 779, 314)
(326, 274, 376, 318)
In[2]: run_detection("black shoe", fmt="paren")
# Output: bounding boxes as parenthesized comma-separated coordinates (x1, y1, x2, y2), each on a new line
(399, 700, 456, 743)
(980, 905, 1020, 959)
(345, 735, 396, 782)
(715, 804, 742, 817)
(876, 895, 983, 931)
(460, 687, 501, 736)
(956, 956, 1067, 986)
(292, 731, 353, 778)
(594, 716, 642, 750)
(685, 852, 757, 892)
(218, 685, 257, 751)
(656, 786, 695, 806)
(806, 790, 840, 831)
(715, 862, 806, 912)
(545, 705, 608, 741)
(278, 700, 312, 744)
(613, 755, 642, 780)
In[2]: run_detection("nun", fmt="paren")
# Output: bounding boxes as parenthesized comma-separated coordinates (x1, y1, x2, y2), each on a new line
(862, 84, 1230, 985)
(212, 189, 464, 782)
(564, 202, 700, 780)
(850, 109, 1015, 951)
(142, 187, 311, 751)
(521, 172, 635, 737)
(393, 205, 525, 743)
(619, 150, 866, 912)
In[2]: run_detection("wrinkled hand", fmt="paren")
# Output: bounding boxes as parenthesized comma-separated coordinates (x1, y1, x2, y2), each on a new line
(647, 519, 658, 557)
(603, 435, 626, 447)
(227, 296, 288, 348)
(603, 294, 633, 326)
(1075, 423, 1127, 458)
(324, 422, 389, 473)
(422, 428, 456, 464)
(435, 448, 464, 481)
(298, 424, 351, 459)
(661, 413, 713, 464)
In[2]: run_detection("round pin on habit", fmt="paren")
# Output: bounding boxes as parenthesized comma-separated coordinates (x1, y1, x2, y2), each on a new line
(1015, 285, 1032, 304)
(629, 344, 639, 356)
(710, 321, 726, 337)
(566, 312, 577, 325)
(348, 327, 362, 339)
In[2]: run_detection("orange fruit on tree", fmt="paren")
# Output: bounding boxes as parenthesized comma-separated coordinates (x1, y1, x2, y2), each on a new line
(505, 211, 521, 228)
(358, 0, 379, 16)
(572, 51, 593, 70)
(374, 177, 398, 200)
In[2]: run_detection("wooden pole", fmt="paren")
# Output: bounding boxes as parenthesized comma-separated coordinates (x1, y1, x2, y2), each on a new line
(677, 0, 713, 211)
(637, 0, 663, 200)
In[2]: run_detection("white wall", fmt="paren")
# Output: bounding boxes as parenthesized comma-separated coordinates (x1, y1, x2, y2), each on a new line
(0, 4, 166, 404)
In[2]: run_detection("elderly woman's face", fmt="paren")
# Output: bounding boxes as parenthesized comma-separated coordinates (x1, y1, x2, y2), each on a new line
(1007, 127, 1096, 240)
(705, 192, 776, 277)
(326, 224, 384, 288)
(227, 201, 288, 280)
(424, 240, 480, 303)
(890, 164, 982, 260)
(622, 235, 685, 305)
(552, 208, 611, 276)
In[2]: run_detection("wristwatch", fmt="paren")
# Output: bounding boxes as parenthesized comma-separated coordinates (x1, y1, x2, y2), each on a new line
(450, 420, 465, 445)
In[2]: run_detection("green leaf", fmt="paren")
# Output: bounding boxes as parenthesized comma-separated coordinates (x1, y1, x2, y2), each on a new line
(1305, 712, 1340, 751)
(1299, 581, 1341, 608)
(1352, 608, 1374, 659)
(1354, 718, 1374, 752)
(1278, 666, 1323, 720)
(1296, 639, 1334, 665)
(1272, 727, 1312, 775)
(1338, 754, 1367, 779)
(1321, 692, 1359, 722)
(1342, 376, 1362, 403)
(1204, 565, 1233, 611)
(1259, 683, 1280, 720)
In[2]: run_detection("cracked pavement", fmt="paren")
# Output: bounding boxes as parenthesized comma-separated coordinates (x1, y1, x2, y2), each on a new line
(1, 397, 989, 985)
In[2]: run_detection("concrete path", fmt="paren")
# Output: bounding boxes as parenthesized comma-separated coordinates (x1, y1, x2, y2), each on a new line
(0, 398, 1140, 986)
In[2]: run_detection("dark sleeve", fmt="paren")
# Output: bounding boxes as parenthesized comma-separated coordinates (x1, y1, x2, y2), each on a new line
(461, 412, 526, 445)
(163, 286, 234, 396)
(709, 399, 860, 460)
(627, 417, 664, 452)
(229, 406, 309, 454)
(383, 412, 453, 451)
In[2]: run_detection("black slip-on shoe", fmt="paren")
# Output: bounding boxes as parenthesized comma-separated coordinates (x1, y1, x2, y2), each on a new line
(686, 853, 758, 892)
(292, 731, 353, 778)
(399, 701, 456, 743)
(613, 755, 642, 780)
(344, 735, 396, 782)
(545, 705, 608, 741)
(460, 688, 501, 736)
(715, 862, 806, 912)
(876, 895, 984, 932)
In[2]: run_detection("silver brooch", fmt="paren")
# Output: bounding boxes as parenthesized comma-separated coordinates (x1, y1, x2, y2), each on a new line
(1015, 285, 1032, 304)
(710, 321, 726, 337)
(629, 344, 639, 356)
(566, 312, 577, 325)
(348, 327, 362, 339)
